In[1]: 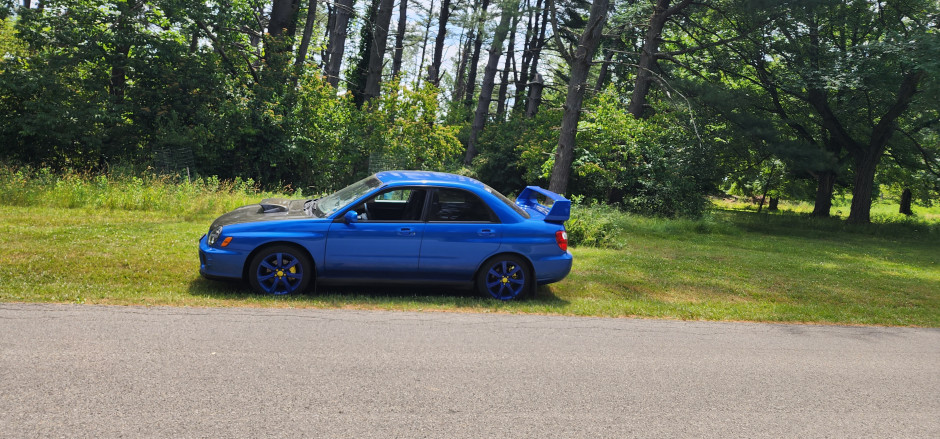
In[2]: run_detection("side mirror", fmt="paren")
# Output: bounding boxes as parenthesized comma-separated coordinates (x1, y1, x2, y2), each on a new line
(344, 210, 358, 224)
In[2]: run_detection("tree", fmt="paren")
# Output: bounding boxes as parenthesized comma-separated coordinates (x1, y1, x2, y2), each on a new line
(680, 0, 938, 221)
(426, 0, 451, 86)
(391, 0, 408, 78)
(462, 0, 490, 111)
(463, 0, 521, 165)
(350, 0, 395, 106)
(362, 0, 395, 102)
(324, 0, 355, 88)
(628, 0, 694, 118)
(293, 0, 318, 81)
(414, 0, 435, 89)
(495, 8, 519, 119)
(547, 0, 609, 194)
(262, 0, 301, 91)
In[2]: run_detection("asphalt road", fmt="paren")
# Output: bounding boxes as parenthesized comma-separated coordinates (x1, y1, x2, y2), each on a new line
(1, 304, 937, 438)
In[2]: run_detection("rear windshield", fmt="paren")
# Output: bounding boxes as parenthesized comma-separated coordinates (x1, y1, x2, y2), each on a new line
(484, 184, 530, 219)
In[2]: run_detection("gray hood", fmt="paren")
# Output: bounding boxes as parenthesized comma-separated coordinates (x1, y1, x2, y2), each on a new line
(209, 198, 309, 229)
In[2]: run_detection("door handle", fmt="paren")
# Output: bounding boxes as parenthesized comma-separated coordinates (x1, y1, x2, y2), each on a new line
(478, 228, 496, 237)
(398, 227, 416, 236)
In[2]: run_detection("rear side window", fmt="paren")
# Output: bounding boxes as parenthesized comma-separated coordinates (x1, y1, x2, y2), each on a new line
(427, 189, 497, 222)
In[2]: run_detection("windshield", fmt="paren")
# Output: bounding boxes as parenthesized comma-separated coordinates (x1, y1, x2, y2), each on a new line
(314, 175, 383, 217)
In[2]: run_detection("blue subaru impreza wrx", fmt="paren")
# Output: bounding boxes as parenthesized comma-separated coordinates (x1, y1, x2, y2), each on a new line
(199, 171, 572, 300)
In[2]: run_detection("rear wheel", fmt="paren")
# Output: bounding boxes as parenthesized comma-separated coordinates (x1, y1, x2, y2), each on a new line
(248, 245, 313, 295)
(476, 255, 531, 301)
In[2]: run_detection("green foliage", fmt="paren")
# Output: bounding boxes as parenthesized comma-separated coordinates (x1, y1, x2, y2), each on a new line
(353, 81, 463, 173)
(564, 197, 621, 248)
(0, 16, 24, 61)
(472, 109, 561, 194)
(571, 90, 717, 217)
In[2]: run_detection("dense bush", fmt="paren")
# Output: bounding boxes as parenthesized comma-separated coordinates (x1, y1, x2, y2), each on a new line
(570, 90, 718, 218)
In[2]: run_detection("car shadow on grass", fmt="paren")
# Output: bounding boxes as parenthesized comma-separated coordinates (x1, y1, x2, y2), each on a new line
(187, 277, 570, 309)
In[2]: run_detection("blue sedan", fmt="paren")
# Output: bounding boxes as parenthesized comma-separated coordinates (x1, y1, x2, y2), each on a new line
(199, 171, 572, 300)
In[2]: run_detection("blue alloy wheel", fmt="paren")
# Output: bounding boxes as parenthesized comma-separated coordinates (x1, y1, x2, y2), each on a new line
(248, 245, 313, 295)
(477, 255, 530, 300)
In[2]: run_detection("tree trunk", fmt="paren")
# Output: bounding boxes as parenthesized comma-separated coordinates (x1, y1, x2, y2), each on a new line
(322, 3, 334, 65)
(362, 0, 395, 102)
(846, 71, 923, 224)
(518, 4, 548, 114)
(847, 150, 881, 224)
(496, 11, 519, 120)
(293, 0, 318, 84)
(324, 0, 354, 88)
(109, 1, 138, 102)
(899, 189, 913, 216)
(768, 197, 779, 212)
(109, 44, 131, 101)
(391, 0, 408, 78)
(464, 0, 491, 111)
(415, 0, 436, 89)
(427, 0, 452, 87)
(525, 72, 543, 117)
(263, 0, 301, 90)
(547, 0, 609, 194)
(453, 24, 474, 101)
(464, 0, 520, 165)
(594, 48, 614, 92)
(627, 0, 692, 118)
(811, 170, 836, 218)
(513, 0, 535, 114)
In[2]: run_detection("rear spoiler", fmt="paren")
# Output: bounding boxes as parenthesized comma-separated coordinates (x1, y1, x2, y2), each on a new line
(515, 186, 571, 222)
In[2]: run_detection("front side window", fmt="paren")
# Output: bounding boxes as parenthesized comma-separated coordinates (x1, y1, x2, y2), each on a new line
(349, 188, 427, 222)
(427, 189, 497, 222)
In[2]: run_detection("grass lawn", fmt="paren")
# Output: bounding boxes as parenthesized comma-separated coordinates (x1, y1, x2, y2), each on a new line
(1, 203, 937, 327)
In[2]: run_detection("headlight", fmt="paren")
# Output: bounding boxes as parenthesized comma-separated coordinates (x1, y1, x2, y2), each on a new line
(207, 226, 222, 246)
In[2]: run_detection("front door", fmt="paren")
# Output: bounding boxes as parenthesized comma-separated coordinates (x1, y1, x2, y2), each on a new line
(323, 188, 427, 279)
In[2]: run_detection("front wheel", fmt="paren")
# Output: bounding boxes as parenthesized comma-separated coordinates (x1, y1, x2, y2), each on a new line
(476, 255, 531, 301)
(248, 245, 313, 295)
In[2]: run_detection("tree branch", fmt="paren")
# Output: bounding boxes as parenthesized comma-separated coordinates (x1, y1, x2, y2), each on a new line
(196, 20, 260, 84)
(547, 0, 573, 62)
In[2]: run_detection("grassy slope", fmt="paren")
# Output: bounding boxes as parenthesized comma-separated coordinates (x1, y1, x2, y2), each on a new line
(2, 202, 937, 326)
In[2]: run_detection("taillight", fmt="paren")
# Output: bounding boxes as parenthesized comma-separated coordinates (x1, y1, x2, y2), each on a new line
(555, 230, 568, 251)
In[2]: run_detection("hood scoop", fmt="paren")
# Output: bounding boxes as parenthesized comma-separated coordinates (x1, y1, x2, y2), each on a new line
(259, 198, 291, 214)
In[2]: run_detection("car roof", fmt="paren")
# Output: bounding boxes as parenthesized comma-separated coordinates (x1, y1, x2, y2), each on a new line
(374, 171, 488, 189)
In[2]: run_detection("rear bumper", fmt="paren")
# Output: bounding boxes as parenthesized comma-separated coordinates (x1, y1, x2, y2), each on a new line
(534, 251, 573, 285)
(198, 234, 248, 280)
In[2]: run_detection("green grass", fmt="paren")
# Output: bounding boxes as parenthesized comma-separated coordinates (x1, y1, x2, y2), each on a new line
(0, 168, 937, 326)
(712, 195, 940, 223)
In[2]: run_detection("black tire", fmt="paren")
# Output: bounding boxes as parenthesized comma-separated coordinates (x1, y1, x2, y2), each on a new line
(247, 245, 314, 295)
(476, 255, 532, 301)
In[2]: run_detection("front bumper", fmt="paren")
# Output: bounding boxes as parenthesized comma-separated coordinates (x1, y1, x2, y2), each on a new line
(198, 234, 249, 280)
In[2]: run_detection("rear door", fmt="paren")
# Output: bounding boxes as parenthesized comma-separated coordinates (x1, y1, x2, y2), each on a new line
(418, 188, 502, 281)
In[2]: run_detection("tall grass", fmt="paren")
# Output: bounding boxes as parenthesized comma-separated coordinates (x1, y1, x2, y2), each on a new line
(0, 166, 291, 220)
